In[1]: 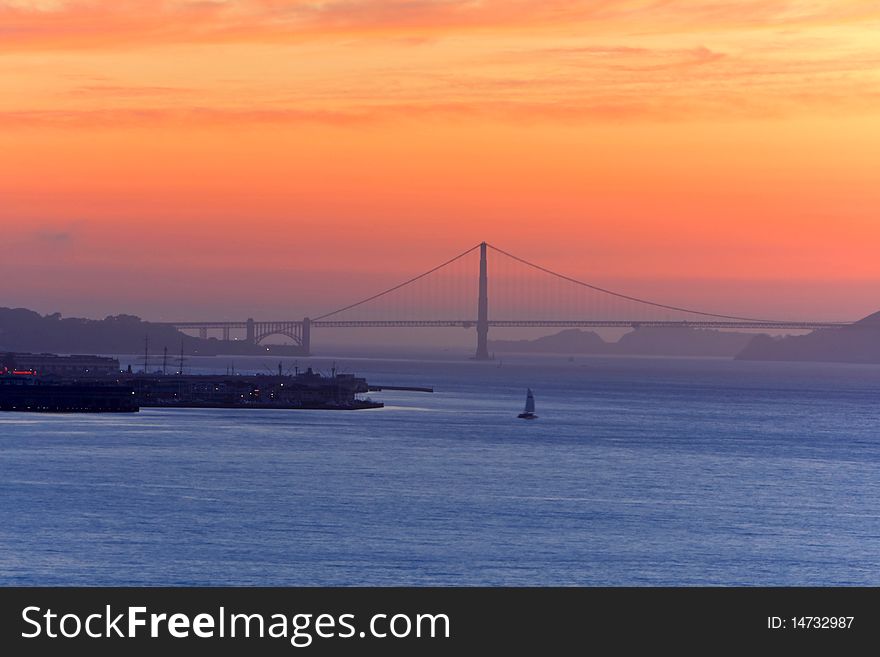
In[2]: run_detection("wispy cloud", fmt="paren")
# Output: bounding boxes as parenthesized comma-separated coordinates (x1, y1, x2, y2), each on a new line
(67, 84, 194, 98)
(35, 230, 72, 243)
(5, 88, 875, 128)
(2, 1, 880, 50)
(2, 1, 880, 126)
(30, 222, 84, 246)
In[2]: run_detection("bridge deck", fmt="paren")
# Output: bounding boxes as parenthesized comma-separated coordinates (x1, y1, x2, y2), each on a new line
(163, 319, 853, 330)
(156, 240, 869, 358)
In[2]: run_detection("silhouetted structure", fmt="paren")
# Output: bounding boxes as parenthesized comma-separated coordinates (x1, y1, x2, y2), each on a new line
(0, 372, 136, 413)
(476, 241, 490, 360)
(1, 352, 119, 377)
(161, 241, 857, 358)
(1, 243, 867, 359)
(124, 368, 381, 410)
(0, 308, 307, 357)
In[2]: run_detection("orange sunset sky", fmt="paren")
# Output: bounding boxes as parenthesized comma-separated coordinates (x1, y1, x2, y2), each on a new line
(1, 0, 879, 326)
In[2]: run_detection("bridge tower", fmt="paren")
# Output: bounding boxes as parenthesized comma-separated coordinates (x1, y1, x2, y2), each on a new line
(246, 318, 255, 344)
(475, 241, 490, 360)
(302, 317, 311, 354)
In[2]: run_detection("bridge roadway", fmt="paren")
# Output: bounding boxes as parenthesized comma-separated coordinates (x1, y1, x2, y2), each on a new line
(165, 319, 852, 331)
(308, 320, 852, 330)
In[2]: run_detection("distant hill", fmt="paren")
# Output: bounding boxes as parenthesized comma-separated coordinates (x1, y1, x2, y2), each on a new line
(0, 307, 304, 356)
(736, 311, 880, 364)
(489, 327, 755, 357)
(488, 329, 608, 354)
(614, 327, 755, 356)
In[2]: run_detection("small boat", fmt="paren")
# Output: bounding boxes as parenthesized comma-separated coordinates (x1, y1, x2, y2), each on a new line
(517, 388, 538, 419)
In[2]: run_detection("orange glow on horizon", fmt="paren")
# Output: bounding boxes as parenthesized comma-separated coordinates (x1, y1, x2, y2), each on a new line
(1, 1, 879, 324)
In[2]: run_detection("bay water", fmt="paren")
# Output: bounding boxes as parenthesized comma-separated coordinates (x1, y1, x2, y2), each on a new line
(2, 355, 879, 585)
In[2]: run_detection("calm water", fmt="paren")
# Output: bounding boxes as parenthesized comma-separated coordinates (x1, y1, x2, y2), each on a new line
(2, 355, 879, 586)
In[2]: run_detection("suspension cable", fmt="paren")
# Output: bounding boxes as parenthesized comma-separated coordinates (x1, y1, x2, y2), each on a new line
(312, 243, 482, 321)
(487, 243, 781, 323)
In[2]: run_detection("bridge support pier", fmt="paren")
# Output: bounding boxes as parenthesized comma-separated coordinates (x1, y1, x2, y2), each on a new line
(246, 318, 255, 344)
(302, 317, 311, 354)
(199, 327, 208, 339)
(475, 241, 490, 360)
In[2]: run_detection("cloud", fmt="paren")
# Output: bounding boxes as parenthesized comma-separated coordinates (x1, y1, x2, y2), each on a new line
(533, 44, 727, 72)
(2, 1, 880, 51)
(0, 0, 71, 10)
(35, 229, 73, 242)
(0, 107, 377, 128)
(67, 84, 194, 98)
(2, 1, 879, 126)
(0, 95, 833, 128)
(27, 225, 83, 251)
(4, 37, 880, 129)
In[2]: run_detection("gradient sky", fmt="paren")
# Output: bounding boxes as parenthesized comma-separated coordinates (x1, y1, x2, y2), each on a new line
(2, 0, 880, 326)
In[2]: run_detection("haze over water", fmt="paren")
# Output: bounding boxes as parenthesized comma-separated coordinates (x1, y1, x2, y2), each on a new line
(2, 355, 879, 586)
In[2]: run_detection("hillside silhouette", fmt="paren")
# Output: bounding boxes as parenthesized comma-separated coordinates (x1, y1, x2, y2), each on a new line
(489, 327, 755, 357)
(0, 307, 304, 356)
(736, 311, 880, 364)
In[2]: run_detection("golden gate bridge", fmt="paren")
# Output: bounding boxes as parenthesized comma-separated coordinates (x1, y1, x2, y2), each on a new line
(163, 242, 855, 359)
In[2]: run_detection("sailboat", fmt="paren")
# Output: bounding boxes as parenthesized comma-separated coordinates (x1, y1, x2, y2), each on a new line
(518, 388, 538, 419)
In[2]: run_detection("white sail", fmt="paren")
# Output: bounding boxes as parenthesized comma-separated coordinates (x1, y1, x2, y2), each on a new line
(524, 389, 535, 414)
